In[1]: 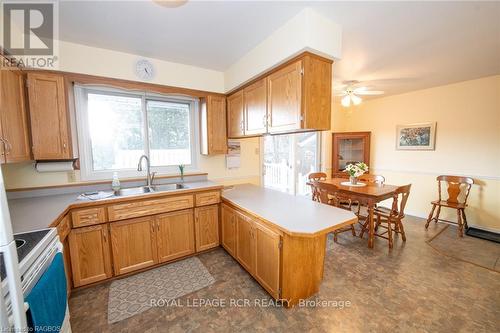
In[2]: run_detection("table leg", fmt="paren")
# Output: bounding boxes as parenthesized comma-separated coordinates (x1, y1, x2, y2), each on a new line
(368, 203, 375, 248)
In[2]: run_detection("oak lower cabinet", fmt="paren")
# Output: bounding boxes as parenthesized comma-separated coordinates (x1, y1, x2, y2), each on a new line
(221, 203, 237, 257)
(68, 224, 112, 287)
(194, 205, 219, 251)
(235, 211, 256, 274)
(156, 209, 195, 263)
(254, 222, 281, 299)
(110, 217, 158, 275)
(222, 203, 283, 300)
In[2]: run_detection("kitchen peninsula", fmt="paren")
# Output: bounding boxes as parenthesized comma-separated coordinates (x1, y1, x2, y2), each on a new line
(7, 181, 356, 306)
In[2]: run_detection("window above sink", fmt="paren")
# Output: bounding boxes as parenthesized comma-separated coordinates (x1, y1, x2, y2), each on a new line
(74, 85, 200, 181)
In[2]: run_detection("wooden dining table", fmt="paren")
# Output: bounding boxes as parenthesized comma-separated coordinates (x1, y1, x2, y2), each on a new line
(315, 178, 400, 248)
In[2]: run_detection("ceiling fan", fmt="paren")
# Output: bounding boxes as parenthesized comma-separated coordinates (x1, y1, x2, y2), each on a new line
(335, 80, 384, 107)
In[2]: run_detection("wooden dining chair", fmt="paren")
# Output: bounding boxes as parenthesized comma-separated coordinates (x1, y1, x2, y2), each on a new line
(425, 175, 474, 237)
(368, 184, 411, 249)
(313, 181, 357, 241)
(308, 172, 327, 202)
(353, 174, 386, 231)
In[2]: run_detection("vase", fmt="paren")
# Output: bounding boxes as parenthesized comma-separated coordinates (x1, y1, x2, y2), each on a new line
(349, 176, 358, 185)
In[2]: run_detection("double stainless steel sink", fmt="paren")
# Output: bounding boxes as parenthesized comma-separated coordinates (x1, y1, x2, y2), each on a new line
(114, 183, 188, 197)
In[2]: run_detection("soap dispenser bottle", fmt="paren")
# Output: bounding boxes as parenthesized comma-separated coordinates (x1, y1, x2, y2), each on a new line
(112, 172, 121, 192)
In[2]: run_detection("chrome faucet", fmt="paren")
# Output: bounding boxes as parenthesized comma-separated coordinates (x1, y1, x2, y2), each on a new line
(137, 155, 155, 188)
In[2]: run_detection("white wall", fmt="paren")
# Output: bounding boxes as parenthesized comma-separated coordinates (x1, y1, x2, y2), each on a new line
(224, 7, 342, 91)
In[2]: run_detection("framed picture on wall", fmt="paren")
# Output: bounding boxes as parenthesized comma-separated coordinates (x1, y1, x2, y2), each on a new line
(396, 122, 436, 150)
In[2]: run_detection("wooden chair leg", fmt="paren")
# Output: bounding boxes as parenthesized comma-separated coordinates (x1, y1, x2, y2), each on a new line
(359, 217, 369, 239)
(350, 224, 356, 236)
(457, 209, 464, 237)
(461, 209, 468, 230)
(398, 221, 406, 242)
(425, 204, 436, 229)
(387, 219, 393, 249)
(434, 206, 441, 224)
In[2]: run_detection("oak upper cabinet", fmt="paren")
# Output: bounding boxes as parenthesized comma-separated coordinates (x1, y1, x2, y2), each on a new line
(267, 60, 303, 133)
(68, 224, 112, 287)
(254, 221, 281, 299)
(236, 212, 255, 274)
(200, 95, 227, 155)
(221, 203, 237, 257)
(227, 90, 245, 138)
(226, 52, 332, 137)
(243, 78, 268, 135)
(0, 68, 31, 163)
(110, 216, 158, 275)
(27, 72, 74, 160)
(156, 209, 195, 263)
(194, 205, 219, 252)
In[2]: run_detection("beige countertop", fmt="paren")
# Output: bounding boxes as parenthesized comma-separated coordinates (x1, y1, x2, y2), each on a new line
(8, 181, 222, 234)
(221, 184, 357, 236)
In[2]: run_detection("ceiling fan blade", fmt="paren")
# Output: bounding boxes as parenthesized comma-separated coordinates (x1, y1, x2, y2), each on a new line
(334, 92, 347, 97)
(355, 90, 384, 96)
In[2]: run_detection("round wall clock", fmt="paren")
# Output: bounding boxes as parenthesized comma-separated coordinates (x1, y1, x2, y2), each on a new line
(135, 59, 155, 81)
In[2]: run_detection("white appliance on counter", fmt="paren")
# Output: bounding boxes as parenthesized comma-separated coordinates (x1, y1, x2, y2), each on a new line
(0, 168, 71, 331)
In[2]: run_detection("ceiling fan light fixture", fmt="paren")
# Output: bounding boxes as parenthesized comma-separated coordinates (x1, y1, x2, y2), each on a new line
(341, 95, 351, 107)
(351, 94, 362, 105)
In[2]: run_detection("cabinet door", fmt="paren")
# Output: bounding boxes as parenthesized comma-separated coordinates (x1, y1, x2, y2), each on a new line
(69, 224, 112, 287)
(110, 217, 158, 275)
(267, 60, 303, 133)
(62, 238, 72, 296)
(227, 90, 244, 138)
(209, 96, 227, 154)
(0, 69, 31, 163)
(156, 209, 195, 263)
(236, 212, 255, 274)
(27, 72, 72, 160)
(244, 78, 267, 135)
(194, 205, 219, 251)
(254, 221, 281, 299)
(221, 204, 237, 257)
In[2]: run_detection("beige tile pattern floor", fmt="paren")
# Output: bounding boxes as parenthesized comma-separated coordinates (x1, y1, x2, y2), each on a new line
(68, 216, 500, 333)
(427, 224, 500, 272)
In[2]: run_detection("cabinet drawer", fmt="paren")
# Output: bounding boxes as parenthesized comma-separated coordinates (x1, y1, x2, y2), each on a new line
(57, 215, 71, 240)
(108, 195, 194, 221)
(71, 207, 107, 228)
(195, 191, 220, 206)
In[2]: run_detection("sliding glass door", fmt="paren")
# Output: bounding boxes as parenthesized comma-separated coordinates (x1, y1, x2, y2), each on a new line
(262, 132, 320, 196)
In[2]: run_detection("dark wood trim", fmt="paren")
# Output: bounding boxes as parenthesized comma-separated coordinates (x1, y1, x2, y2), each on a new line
(226, 51, 333, 96)
(331, 131, 371, 178)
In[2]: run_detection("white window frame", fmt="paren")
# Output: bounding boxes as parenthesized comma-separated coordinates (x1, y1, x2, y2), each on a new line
(260, 131, 321, 196)
(74, 85, 199, 181)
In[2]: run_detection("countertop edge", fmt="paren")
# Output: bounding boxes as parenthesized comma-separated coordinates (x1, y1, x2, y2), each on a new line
(39, 184, 223, 228)
(221, 197, 357, 238)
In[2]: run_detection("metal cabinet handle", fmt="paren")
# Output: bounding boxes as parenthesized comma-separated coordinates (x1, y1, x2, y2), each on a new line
(262, 114, 267, 127)
(240, 120, 244, 131)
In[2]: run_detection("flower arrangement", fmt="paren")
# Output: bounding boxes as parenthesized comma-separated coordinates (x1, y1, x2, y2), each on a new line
(344, 162, 368, 184)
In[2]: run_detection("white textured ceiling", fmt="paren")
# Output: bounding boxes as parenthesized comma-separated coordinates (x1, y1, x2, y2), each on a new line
(59, 1, 500, 96)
